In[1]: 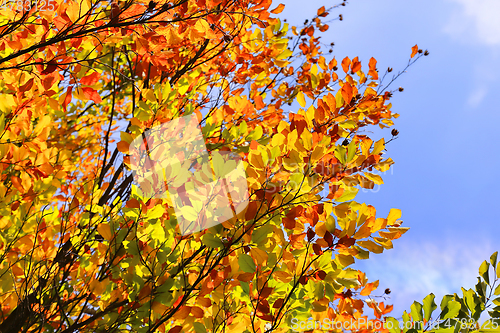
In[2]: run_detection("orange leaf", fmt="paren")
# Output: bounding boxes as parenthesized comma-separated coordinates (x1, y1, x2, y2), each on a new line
(11, 176, 24, 192)
(369, 57, 377, 71)
(351, 56, 361, 73)
(341, 82, 353, 103)
(117, 141, 130, 153)
(191, 306, 204, 318)
(254, 94, 265, 110)
(270, 3, 285, 14)
(360, 281, 379, 296)
(341, 57, 351, 74)
(317, 6, 328, 17)
(97, 223, 112, 240)
(173, 306, 191, 320)
(411, 44, 418, 58)
(126, 198, 141, 208)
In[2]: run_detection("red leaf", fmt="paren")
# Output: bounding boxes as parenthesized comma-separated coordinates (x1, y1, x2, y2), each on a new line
(63, 86, 73, 112)
(82, 87, 102, 103)
(80, 71, 99, 86)
(41, 60, 57, 75)
(273, 298, 284, 309)
(168, 326, 183, 333)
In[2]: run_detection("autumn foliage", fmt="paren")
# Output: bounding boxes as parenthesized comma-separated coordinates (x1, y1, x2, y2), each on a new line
(0, 0, 428, 332)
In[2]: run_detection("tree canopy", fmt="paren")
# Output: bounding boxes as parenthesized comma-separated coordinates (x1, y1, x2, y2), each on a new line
(1, 0, 496, 332)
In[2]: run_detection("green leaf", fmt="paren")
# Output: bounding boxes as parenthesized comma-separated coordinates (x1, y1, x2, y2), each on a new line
(441, 300, 461, 320)
(346, 139, 357, 163)
(335, 145, 346, 164)
(252, 224, 273, 245)
(491, 252, 498, 268)
(410, 301, 423, 322)
(335, 186, 359, 203)
(385, 317, 402, 333)
(440, 295, 454, 311)
(462, 288, 479, 314)
(423, 293, 437, 322)
(495, 285, 500, 296)
(479, 260, 490, 285)
(193, 322, 207, 333)
(336, 277, 360, 288)
(402, 311, 411, 333)
(238, 254, 256, 273)
(201, 233, 224, 248)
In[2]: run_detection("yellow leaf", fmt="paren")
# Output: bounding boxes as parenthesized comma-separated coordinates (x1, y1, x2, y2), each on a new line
(357, 240, 384, 254)
(0, 94, 16, 112)
(296, 91, 306, 108)
(372, 138, 385, 155)
(334, 203, 350, 218)
(386, 208, 401, 226)
(369, 218, 387, 232)
(335, 254, 354, 268)
(144, 89, 157, 103)
(364, 172, 383, 185)
(325, 216, 336, 233)
(310, 145, 324, 163)
(120, 132, 134, 144)
(194, 19, 210, 34)
(315, 222, 327, 237)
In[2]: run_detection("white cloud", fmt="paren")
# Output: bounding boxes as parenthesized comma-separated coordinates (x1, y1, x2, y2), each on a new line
(354, 238, 496, 318)
(467, 86, 488, 107)
(444, 0, 500, 45)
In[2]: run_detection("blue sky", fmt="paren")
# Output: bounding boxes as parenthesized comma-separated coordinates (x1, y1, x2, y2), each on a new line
(280, 0, 500, 319)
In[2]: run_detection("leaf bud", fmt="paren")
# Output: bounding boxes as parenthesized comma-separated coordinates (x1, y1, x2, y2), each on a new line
(388, 67, 393, 72)
(391, 129, 399, 136)
(398, 87, 404, 92)
(385, 288, 391, 294)
(424, 50, 429, 56)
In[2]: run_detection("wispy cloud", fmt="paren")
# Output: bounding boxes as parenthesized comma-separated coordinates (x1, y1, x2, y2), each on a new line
(444, 0, 500, 46)
(354, 238, 496, 317)
(467, 86, 488, 108)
